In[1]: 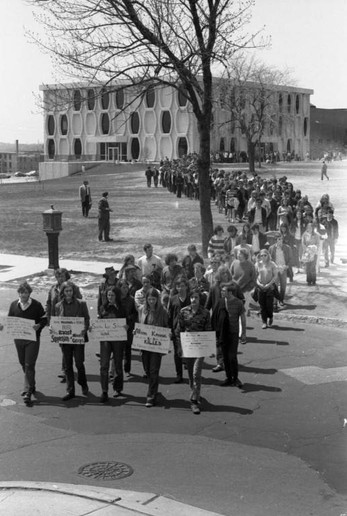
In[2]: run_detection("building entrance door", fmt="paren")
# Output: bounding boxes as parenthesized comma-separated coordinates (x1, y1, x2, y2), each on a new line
(108, 147, 119, 162)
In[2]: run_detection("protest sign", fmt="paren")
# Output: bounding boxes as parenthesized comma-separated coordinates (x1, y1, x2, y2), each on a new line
(90, 318, 127, 341)
(6, 317, 37, 341)
(180, 331, 216, 358)
(50, 316, 85, 345)
(132, 323, 171, 354)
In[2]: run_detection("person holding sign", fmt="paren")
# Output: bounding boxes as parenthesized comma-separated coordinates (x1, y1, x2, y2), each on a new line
(139, 288, 169, 407)
(0, 282, 46, 405)
(176, 289, 211, 415)
(98, 286, 128, 403)
(211, 286, 245, 388)
(54, 281, 90, 401)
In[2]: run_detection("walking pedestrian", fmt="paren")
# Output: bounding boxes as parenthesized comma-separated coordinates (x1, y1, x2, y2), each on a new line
(175, 290, 212, 415)
(98, 191, 113, 242)
(139, 288, 169, 407)
(0, 282, 46, 405)
(321, 160, 329, 181)
(55, 280, 90, 401)
(79, 180, 92, 217)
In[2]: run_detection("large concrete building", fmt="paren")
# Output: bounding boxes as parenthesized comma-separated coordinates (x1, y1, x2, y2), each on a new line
(39, 81, 313, 179)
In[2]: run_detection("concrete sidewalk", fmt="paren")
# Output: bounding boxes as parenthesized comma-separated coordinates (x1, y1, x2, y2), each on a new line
(0, 482, 222, 516)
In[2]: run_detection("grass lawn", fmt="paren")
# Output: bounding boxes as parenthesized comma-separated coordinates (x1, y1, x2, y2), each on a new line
(0, 162, 227, 262)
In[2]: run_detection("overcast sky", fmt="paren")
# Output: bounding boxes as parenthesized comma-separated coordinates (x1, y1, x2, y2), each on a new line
(0, 0, 346, 143)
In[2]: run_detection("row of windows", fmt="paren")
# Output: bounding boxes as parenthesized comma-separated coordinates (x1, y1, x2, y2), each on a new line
(46, 136, 188, 160)
(47, 110, 174, 136)
(71, 86, 188, 112)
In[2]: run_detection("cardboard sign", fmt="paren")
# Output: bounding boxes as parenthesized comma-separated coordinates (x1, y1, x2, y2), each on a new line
(180, 331, 216, 358)
(50, 316, 85, 345)
(90, 318, 127, 341)
(6, 317, 37, 341)
(132, 323, 171, 354)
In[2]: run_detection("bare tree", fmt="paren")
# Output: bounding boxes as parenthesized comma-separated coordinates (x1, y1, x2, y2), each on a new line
(219, 55, 293, 172)
(29, 0, 263, 255)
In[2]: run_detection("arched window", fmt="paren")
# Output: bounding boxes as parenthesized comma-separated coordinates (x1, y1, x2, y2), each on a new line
(101, 87, 110, 109)
(47, 139, 55, 159)
(145, 87, 155, 108)
(87, 89, 95, 110)
(115, 89, 124, 109)
(47, 115, 55, 136)
(101, 113, 110, 134)
(73, 90, 81, 111)
(287, 94, 292, 113)
(178, 86, 188, 107)
(178, 137, 188, 157)
(60, 114, 68, 135)
(296, 94, 300, 114)
(131, 138, 140, 159)
(130, 112, 140, 133)
(161, 111, 171, 133)
(74, 139, 82, 158)
(279, 93, 283, 113)
(279, 116, 283, 136)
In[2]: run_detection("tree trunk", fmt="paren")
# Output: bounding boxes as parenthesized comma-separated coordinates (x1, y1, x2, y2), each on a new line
(197, 120, 214, 258)
(247, 139, 256, 173)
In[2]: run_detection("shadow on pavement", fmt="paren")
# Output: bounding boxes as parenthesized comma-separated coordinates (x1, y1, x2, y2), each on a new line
(241, 383, 282, 393)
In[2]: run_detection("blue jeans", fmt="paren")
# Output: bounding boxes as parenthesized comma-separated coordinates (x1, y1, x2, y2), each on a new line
(15, 339, 40, 394)
(141, 351, 162, 401)
(100, 341, 125, 393)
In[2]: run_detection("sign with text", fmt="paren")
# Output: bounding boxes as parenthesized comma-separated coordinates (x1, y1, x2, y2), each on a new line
(180, 331, 216, 358)
(6, 317, 37, 341)
(90, 318, 127, 341)
(50, 316, 85, 345)
(132, 323, 170, 354)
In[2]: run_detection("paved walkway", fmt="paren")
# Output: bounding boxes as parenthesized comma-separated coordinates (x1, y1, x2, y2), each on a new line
(0, 482, 221, 516)
(0, 251, 346, 515)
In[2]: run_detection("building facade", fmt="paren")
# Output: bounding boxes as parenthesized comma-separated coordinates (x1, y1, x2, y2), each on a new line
(39, 80, 313, 178)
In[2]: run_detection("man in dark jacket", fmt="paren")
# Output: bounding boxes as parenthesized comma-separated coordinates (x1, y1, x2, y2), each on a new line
(248, 198, 267, 231)
(211, 285, 245, 388)
(98, 191, 113, 242)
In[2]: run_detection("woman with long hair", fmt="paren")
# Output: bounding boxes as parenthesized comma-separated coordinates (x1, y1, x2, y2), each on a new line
(255, 249, 278, 329)
(98, 286, 128, 402)
(117, 279, 138, 376)
(139, 288, 169, 407)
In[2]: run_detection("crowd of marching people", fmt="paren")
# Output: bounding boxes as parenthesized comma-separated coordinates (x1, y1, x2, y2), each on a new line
(1, 154, 339, 413)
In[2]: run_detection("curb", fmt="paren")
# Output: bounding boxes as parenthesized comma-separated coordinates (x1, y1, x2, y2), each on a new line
(249, 309, 347, 328)
(0, 482, 224, 516)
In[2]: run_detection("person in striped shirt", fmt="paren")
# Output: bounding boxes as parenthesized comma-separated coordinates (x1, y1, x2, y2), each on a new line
(207, 225, 225, 261)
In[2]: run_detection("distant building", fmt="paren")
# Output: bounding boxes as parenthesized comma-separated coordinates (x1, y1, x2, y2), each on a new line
(310, 106, 347, 159)
(0, 147, 43, 175)
(39, 80, 313, 179)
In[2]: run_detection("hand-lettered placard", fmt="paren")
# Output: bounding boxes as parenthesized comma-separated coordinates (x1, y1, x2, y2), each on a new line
(132, 323, 170, 354)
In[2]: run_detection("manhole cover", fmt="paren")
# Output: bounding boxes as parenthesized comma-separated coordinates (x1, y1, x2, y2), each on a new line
(78, 461, 134, 480)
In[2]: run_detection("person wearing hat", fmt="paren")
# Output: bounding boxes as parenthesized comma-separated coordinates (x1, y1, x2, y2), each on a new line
(97, 267, 119, 316)
(123, 265, 142, 297)
(79, 180, 92, 217)
(98, 191, 113, 242)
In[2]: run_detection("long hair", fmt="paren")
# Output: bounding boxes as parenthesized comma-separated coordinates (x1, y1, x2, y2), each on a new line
(143, 287, 162, 314)
(59, 280, 78, 300)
